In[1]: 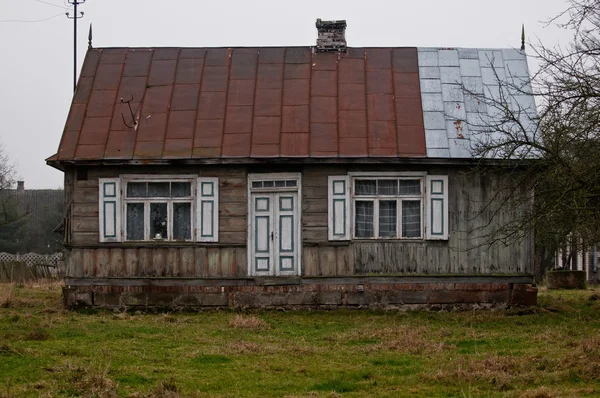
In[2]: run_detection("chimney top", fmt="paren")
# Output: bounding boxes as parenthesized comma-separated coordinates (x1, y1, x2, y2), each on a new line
(17, 180, 24, 193)
(315, 19, 347, 53)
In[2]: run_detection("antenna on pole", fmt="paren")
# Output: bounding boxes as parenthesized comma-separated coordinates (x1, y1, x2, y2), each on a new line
(66, 0, 86, 93)
(521, 24, 525, 51)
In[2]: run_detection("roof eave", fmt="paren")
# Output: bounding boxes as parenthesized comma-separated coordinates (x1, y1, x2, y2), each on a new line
(48, 157, 536, 168)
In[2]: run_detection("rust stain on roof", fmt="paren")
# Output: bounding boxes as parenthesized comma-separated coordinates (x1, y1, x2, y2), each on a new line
(55, 47, 426, 161)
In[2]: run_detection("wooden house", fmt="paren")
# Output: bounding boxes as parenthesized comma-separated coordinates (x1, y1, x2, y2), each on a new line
(47, 21, 538, 309)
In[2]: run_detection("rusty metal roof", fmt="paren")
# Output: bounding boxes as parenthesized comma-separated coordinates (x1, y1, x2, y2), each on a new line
(52, 47, 426, 162)
(50, 46, 534, 163)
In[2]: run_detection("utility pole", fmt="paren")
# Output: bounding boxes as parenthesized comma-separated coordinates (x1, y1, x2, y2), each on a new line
(66, 0, 86, 93)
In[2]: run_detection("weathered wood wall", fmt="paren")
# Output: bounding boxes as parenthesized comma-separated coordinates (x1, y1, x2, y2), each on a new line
(64, 164, 533, 278)
(67, 166, 247, 246)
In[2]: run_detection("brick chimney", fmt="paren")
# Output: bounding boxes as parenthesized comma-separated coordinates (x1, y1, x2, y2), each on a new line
(315, 19, 347, 53)
(17, 180, 24, 193)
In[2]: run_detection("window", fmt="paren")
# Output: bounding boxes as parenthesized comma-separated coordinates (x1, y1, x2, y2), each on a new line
(124, 180, 194, 241)
(329, 174, 448, 241)
(98, 176, 219, 243)
(353, 178, 423, 239)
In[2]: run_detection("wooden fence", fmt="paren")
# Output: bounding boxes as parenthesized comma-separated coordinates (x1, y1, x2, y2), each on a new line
(0, 252, 64, 282)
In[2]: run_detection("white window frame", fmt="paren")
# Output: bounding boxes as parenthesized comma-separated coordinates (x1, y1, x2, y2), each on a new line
(121, 174, 197, 242)
(349, 172, 426, 240)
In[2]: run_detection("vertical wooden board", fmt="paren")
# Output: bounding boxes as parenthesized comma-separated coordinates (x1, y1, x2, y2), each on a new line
(235, 247, 247, 277)
(124, 248, 138, 276)
(336, 246, 351, 275)
(109, 248, 125, 276)
(82, 249, 96, 277)
(166, 248, 180, 276)
(180, 247, 194, 276)
(152, 248, 166, 277)
(208, 248, 221, 277)
(96, 248, 110, 277)
(346, 244, 355, 275)
(138, 248, 152, 276)
(221, 248, 235, 277)
(69, 249, 84, 277)
(318, 246, 336, 276)
(194, 247, 208, 276)
(302, 247, 318, 276)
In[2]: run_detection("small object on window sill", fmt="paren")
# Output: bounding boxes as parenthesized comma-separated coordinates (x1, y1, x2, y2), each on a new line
(153, 233, 164, 240)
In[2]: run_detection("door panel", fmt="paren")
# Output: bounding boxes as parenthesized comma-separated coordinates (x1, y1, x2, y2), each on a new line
(276, 194, 297, 275)
(250, 191, 299, 276)
(253, 195, 273, 275)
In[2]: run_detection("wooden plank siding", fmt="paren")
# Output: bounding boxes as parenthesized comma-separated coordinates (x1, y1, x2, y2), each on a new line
(64, 164, 533, 278)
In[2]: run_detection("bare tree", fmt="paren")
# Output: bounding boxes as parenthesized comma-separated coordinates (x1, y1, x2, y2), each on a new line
(0, 143, 17, 192)
(465, 0, 600, 279)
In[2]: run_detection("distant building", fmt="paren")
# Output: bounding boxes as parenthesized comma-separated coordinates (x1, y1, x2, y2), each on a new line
(0, 181, 63, 253)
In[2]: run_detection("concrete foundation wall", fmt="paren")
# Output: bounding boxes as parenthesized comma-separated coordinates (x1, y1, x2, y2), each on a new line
(63, 278, 537, 310)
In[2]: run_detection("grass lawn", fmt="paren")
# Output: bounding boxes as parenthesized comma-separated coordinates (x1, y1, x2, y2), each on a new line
(0, 282, 599, 397)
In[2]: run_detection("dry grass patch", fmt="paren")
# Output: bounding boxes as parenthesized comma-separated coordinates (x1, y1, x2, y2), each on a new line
(340, 325, 446, 354)
(517, 386, 555, 398)
(51, 362, 119, 398)
(228, 314, 270, 330)
(225, 340, 263, 354)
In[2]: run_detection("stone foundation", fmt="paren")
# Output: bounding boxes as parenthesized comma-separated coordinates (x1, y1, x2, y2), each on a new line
(63, 277, 537, 310)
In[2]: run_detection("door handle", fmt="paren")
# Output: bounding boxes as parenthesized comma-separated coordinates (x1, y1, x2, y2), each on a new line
(270, 232, 274, 241)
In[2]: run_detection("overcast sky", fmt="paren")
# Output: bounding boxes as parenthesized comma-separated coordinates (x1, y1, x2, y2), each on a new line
(0, 0, 573, 189)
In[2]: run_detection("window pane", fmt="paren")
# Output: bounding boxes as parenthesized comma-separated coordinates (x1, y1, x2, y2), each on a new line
(399, 180, 421, 195)
(173, 202, 192, 240)
(252, 181, 262, 188)
(355, 201, 374, 237)
(355, 180, 376, 195)
(171, 182, 191, 197)
(285, 180, 297, 187)
(379, 200, 397, 237)
(126, 203, 145, 240)
(148, 182, 170, 197)
(150, 202, 168, 239)
(378, 180, 398, 195)
(263, 181, 274, 187)
(274, 180, 286, 187)
(127, 182, 147, 197)
(402, 200, 421, 238)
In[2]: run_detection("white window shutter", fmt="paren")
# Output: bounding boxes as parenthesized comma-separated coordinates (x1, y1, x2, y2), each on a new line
(98, 178, 121, 242)
(426, 175, 449, 240)
(196, 177, 219, 242)
(328, 175, 350, 240)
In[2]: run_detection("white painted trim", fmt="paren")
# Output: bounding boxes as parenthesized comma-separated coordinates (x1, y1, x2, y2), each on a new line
(196, 177, 219, 243)
(348, 171, 427, 178)
(328, 175, 350, 241)
(248, 172, 302, 180)
(120, 174, 198, 180)
(98, 178, 122, 243)
(425, 175, 449, 240)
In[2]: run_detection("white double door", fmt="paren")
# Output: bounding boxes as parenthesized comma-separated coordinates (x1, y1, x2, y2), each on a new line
(250, 192, 299, 276)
